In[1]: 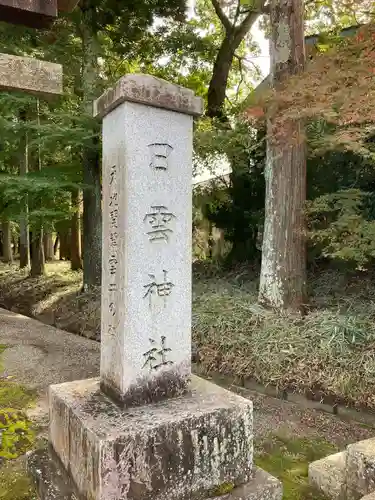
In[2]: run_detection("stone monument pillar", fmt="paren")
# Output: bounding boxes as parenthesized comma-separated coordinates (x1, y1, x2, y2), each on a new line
(28, 74, 282, 500)
(97, 75, 196, 406)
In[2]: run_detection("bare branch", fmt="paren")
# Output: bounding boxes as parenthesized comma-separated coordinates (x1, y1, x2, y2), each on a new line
(211, 0, 232, 31)
(235, 56, 245, 102)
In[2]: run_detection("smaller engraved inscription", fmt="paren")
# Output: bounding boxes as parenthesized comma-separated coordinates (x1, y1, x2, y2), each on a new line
(107, 164, 119, 332)
(109, 209, 119, 229)
(148, 143, 173, 171)
(144, 205, 175, 242)
(109, 231, 118, 248)
(109, 165, 117, 185)
(109, 254, 118, 275)
(110, 192, 119, 207)
(109, 302, 116, 317)
(143, 270, 174, 307)
(143, 336, 173, 371)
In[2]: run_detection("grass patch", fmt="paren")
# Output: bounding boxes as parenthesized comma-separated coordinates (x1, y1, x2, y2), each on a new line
(0, 383, 36, 411)
(192, 265, 375, 409)
(0, 460, 36, 500)
(256, 434, 338, 500)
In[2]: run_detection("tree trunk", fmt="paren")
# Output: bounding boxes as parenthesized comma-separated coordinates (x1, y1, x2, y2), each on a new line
(80, 2, 102, 290)
(30, 229, 45, 277)
(29, 99, 45, 278)
(58, 227, 71, 260)
(53, 235, 59, 257)
(19, 110, 30, 269)
(207, 1, 261, 118)
(43, 233, 54, 261)
(258, 0, 307, 312)
(71, 188, 83, 270)
(2, 221, 12, 263)
(207, 36, 237, 119)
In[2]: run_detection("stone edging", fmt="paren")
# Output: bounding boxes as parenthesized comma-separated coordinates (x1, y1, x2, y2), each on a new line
(192, 364, 375, 428)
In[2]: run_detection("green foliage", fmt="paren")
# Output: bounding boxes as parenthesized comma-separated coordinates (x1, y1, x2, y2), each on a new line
(307, 189, 375, 267)
(194, 119, 266, 263)
(0, 409, 34, 460)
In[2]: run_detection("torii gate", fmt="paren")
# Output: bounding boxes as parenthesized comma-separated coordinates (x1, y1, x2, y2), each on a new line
(0, 0, 79, 97)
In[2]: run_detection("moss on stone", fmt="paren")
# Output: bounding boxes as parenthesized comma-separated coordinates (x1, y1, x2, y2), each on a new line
(209, 481, 236, 496)
(0, 409, 35, 460)
(255, 434, 337, 500)
(0, 382, 36, 410)
(0, 460, 36, 500)
(0, 345, 36, 410)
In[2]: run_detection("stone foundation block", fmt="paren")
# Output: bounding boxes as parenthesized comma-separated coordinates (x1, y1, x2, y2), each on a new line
(309, 451, 347, 500)
(210, 467, 282, 500)
(28, 448, 282, 500)
(347, 438, 375, 500)
(49, 376, 254, 500)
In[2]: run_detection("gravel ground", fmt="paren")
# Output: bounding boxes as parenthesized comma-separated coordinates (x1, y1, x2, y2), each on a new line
(0, 307, 372, 448)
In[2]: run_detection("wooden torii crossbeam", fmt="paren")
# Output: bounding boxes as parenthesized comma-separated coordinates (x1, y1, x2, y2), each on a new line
(0, 0, 79, 97)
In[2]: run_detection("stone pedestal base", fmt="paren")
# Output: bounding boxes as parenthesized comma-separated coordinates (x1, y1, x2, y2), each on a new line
(28, 447, 282, 500)
(28, 376, 282, 500)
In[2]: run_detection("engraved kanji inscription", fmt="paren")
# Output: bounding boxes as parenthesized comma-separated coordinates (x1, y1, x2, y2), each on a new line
(144, 205, 175, 242)
(109, 254, 118, 275)
(109, 231, 118, 248)
(110, 192, 119, 207)
(109, 165, 117, 185)
(109, 209, 119, 229)
(142, 336, 173, 371)
(148, 143, 173, 170)
(109, 302, 116, 317)
(143, 270, 174, 307)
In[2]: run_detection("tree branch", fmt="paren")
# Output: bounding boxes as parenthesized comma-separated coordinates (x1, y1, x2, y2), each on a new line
(235, 0, 266, 40)
(211, 0, 232, 31)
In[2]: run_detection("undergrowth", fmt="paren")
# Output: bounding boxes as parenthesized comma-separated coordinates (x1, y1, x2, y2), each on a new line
(0, 344, 36, 499)
(193, 264, 375, 409)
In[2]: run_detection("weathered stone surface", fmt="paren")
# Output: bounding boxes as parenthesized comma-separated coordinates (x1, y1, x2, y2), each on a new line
(309, 451, 347, 500)
(0, 54, 62, 97)
(93, 73, 204, 118)
(347, 438, 375, 500)
(0, 0, 57, 28)
(361, 494, 375, 500)
(49, 376, 254, 500)
(28, 450, 280, 500)
(27, 446, 80, 500)
(210, 468, 282, 500)
(100, 80, 199, 406)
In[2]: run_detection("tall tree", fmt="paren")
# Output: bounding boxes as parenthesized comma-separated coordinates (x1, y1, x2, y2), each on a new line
(1, 221, 12, 263)
(207, 0, 267, 118)
(19, 110, 30, 269)
(258, 0, 307, 311)
(74, 0, 187, 291)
